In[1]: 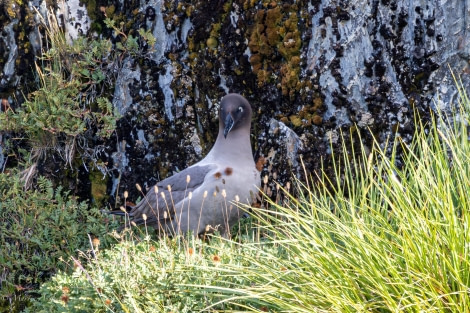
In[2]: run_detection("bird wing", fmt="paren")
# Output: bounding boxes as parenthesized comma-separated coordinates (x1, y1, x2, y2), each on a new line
(129, 164, 215, 224)
(157, 163, 215, 191)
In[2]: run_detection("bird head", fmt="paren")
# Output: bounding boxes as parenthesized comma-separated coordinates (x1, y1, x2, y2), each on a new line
(219, 94, 253, 139)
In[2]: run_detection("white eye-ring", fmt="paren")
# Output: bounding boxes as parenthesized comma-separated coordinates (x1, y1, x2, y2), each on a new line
(238, 106, 244, 113)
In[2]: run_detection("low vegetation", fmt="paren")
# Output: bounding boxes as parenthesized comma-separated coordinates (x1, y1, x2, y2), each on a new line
(0, 8, 155, 189)
(0, 172, 119, 312)
(22, 234, 279, 313)
(0, 9, 153, 311)
(24, 79, 470, 312)
(0, 10, 118, 170)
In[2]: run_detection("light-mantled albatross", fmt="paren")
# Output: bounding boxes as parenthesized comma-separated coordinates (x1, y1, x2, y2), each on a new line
(112, 93, 260, 236)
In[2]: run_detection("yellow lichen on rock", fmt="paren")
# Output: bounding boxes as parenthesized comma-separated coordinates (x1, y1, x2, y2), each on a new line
(247, 1, 303, 99)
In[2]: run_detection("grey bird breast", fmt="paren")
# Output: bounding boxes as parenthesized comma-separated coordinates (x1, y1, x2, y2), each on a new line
(122, 93, 261, 237)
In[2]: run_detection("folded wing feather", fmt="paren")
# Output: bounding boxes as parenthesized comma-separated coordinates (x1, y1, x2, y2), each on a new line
(129, 164, 215, 225)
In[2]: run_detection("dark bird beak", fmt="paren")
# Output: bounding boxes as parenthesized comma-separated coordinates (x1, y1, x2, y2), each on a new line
(224, 114, 234, 138)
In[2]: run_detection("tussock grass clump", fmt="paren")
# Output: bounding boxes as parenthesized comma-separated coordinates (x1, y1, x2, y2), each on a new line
(222, 80, 470, 312)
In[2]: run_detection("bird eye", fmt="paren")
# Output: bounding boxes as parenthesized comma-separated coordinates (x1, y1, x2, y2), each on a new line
(238, 106, 243, 113)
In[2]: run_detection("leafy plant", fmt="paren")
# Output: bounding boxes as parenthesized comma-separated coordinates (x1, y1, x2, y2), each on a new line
(24, 234, 276, 313)
(104, 17, 156, 57)
(0, 171, 119, 312)
(0, 8, 155, 185)
(0, 9, 116, 156)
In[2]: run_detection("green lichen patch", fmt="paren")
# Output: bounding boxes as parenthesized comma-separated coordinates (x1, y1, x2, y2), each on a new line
(89, 169, 109, 206)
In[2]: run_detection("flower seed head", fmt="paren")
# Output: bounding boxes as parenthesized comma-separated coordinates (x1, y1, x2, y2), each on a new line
(92, 238, 100, 247)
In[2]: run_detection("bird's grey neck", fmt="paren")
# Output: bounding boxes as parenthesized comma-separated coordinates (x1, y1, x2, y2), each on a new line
(206, 128, 253, 162)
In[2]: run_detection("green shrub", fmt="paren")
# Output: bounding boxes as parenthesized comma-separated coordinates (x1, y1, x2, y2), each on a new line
(24, 234, 277, 313)
(0, 172, 118, 312)
(0, 10, 119, 154)
(0, 10, 156, 144)
(0, 8, 155, 186)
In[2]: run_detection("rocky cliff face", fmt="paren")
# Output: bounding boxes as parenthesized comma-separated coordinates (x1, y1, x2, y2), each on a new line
(0, 0, 468, 206)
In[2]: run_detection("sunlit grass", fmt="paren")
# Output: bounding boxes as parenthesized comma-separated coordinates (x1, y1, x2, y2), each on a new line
(214, 77, 470, 312)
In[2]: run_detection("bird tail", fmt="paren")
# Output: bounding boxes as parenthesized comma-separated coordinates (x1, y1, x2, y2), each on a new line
(107, 210, 128, 216)
(102, 206, 137, 232)
(102, 205, 135, 217)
